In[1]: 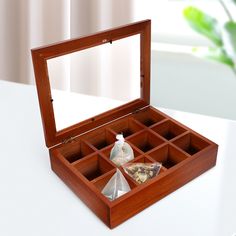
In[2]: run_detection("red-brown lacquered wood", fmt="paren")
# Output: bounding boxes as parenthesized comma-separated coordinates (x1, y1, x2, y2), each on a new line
(151, 120, 187, 141)
(108, 117, 144, 138)
(108, 143, 218, 228)
(31, 20, 151, 147)
(48, 106, 218, 229)
(147, 144, 190, 169)
(73, 153, 114, 179)
(80, 127, 116, 150)
(33, 19, 218, 230)
(132, 107, 167, 127)
(172, 133, 210, 156)
(57, 139, 96, 163)
(49, 149, 112, 227)
(127, 130, 166, 153)
(50, 126, 217, 228)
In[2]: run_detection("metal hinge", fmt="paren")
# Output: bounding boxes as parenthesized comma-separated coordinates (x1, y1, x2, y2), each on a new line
(132, 108, 142, 114)
(132, 105, 149, 115)
(62, 137, 74, 144)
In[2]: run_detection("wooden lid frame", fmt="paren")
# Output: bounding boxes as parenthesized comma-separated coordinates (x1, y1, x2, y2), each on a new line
(31, 20, 151, 148)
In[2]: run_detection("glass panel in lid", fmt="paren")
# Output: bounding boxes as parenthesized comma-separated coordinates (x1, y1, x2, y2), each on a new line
(47, 34, 140, 131)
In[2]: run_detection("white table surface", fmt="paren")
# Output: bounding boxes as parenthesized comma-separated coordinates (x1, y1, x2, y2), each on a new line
(0, 80, 236, 236)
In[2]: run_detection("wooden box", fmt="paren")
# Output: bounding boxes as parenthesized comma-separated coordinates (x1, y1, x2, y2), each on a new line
(31, 20, 218, 229)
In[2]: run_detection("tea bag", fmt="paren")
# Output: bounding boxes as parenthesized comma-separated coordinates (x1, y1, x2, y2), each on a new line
(102, 169, 131, 201)
(110, 134, 134, 166)
(123, 162, 162, 184)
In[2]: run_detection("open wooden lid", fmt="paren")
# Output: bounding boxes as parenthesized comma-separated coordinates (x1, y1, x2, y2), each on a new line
(31, 20, 151, 148)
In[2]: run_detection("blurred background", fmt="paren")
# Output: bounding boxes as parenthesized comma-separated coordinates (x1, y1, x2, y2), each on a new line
(1, 0, 236, 120)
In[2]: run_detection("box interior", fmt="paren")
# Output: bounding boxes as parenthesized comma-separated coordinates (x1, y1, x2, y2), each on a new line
(56, 107, 212, 197)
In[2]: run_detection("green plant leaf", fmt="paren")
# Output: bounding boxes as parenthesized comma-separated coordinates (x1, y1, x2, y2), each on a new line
(192, 47, 234, 67)
(183, 6, 222, 46)
(221, 21, 236, 65)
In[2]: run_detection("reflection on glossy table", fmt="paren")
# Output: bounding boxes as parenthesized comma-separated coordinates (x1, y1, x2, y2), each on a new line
(0, 80, 235, 236)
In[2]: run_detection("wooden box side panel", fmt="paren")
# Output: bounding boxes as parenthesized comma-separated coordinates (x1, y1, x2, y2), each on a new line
(49, 150, 110, 227)
(109, 145, 218, 228)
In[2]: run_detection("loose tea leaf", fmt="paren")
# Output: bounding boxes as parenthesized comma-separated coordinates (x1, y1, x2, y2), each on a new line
(123, 162, 162, 184)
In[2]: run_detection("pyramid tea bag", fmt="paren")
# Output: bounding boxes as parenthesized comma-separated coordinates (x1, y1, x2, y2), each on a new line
(102, 169, 131, 201)
(123, 162, 162, 184)
(110, 134, 134, 166)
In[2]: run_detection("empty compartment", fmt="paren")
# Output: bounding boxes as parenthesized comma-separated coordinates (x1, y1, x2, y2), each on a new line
(92, 170, 137, 192)
(58, 139, 95, 163)
(132, 107, 166, 127)
(74, 154, 115, 181)
(82, 128, 116, 150)
(172, 133, 210, 155)
(128, 130, 165, 152)
(109, 117, 144, 137)
(151, 120, 187, 140)
(148, 144, 189, 169)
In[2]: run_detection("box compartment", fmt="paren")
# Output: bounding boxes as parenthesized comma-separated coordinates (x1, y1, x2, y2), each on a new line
(151, 120, 187, 141)
(132, 107, 166, 127)
(73, 153, 115, 181)
(147, 144, 189, 169)
(58, 139, 96, 163)
(108, 117, 144, 138)
(127, 130, 165, 152)
(82, 128, 116, 150)
(172, 133, 210, 156)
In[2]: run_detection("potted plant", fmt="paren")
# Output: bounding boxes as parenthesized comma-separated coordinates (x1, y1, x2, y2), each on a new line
(183, 0, 236, 76)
